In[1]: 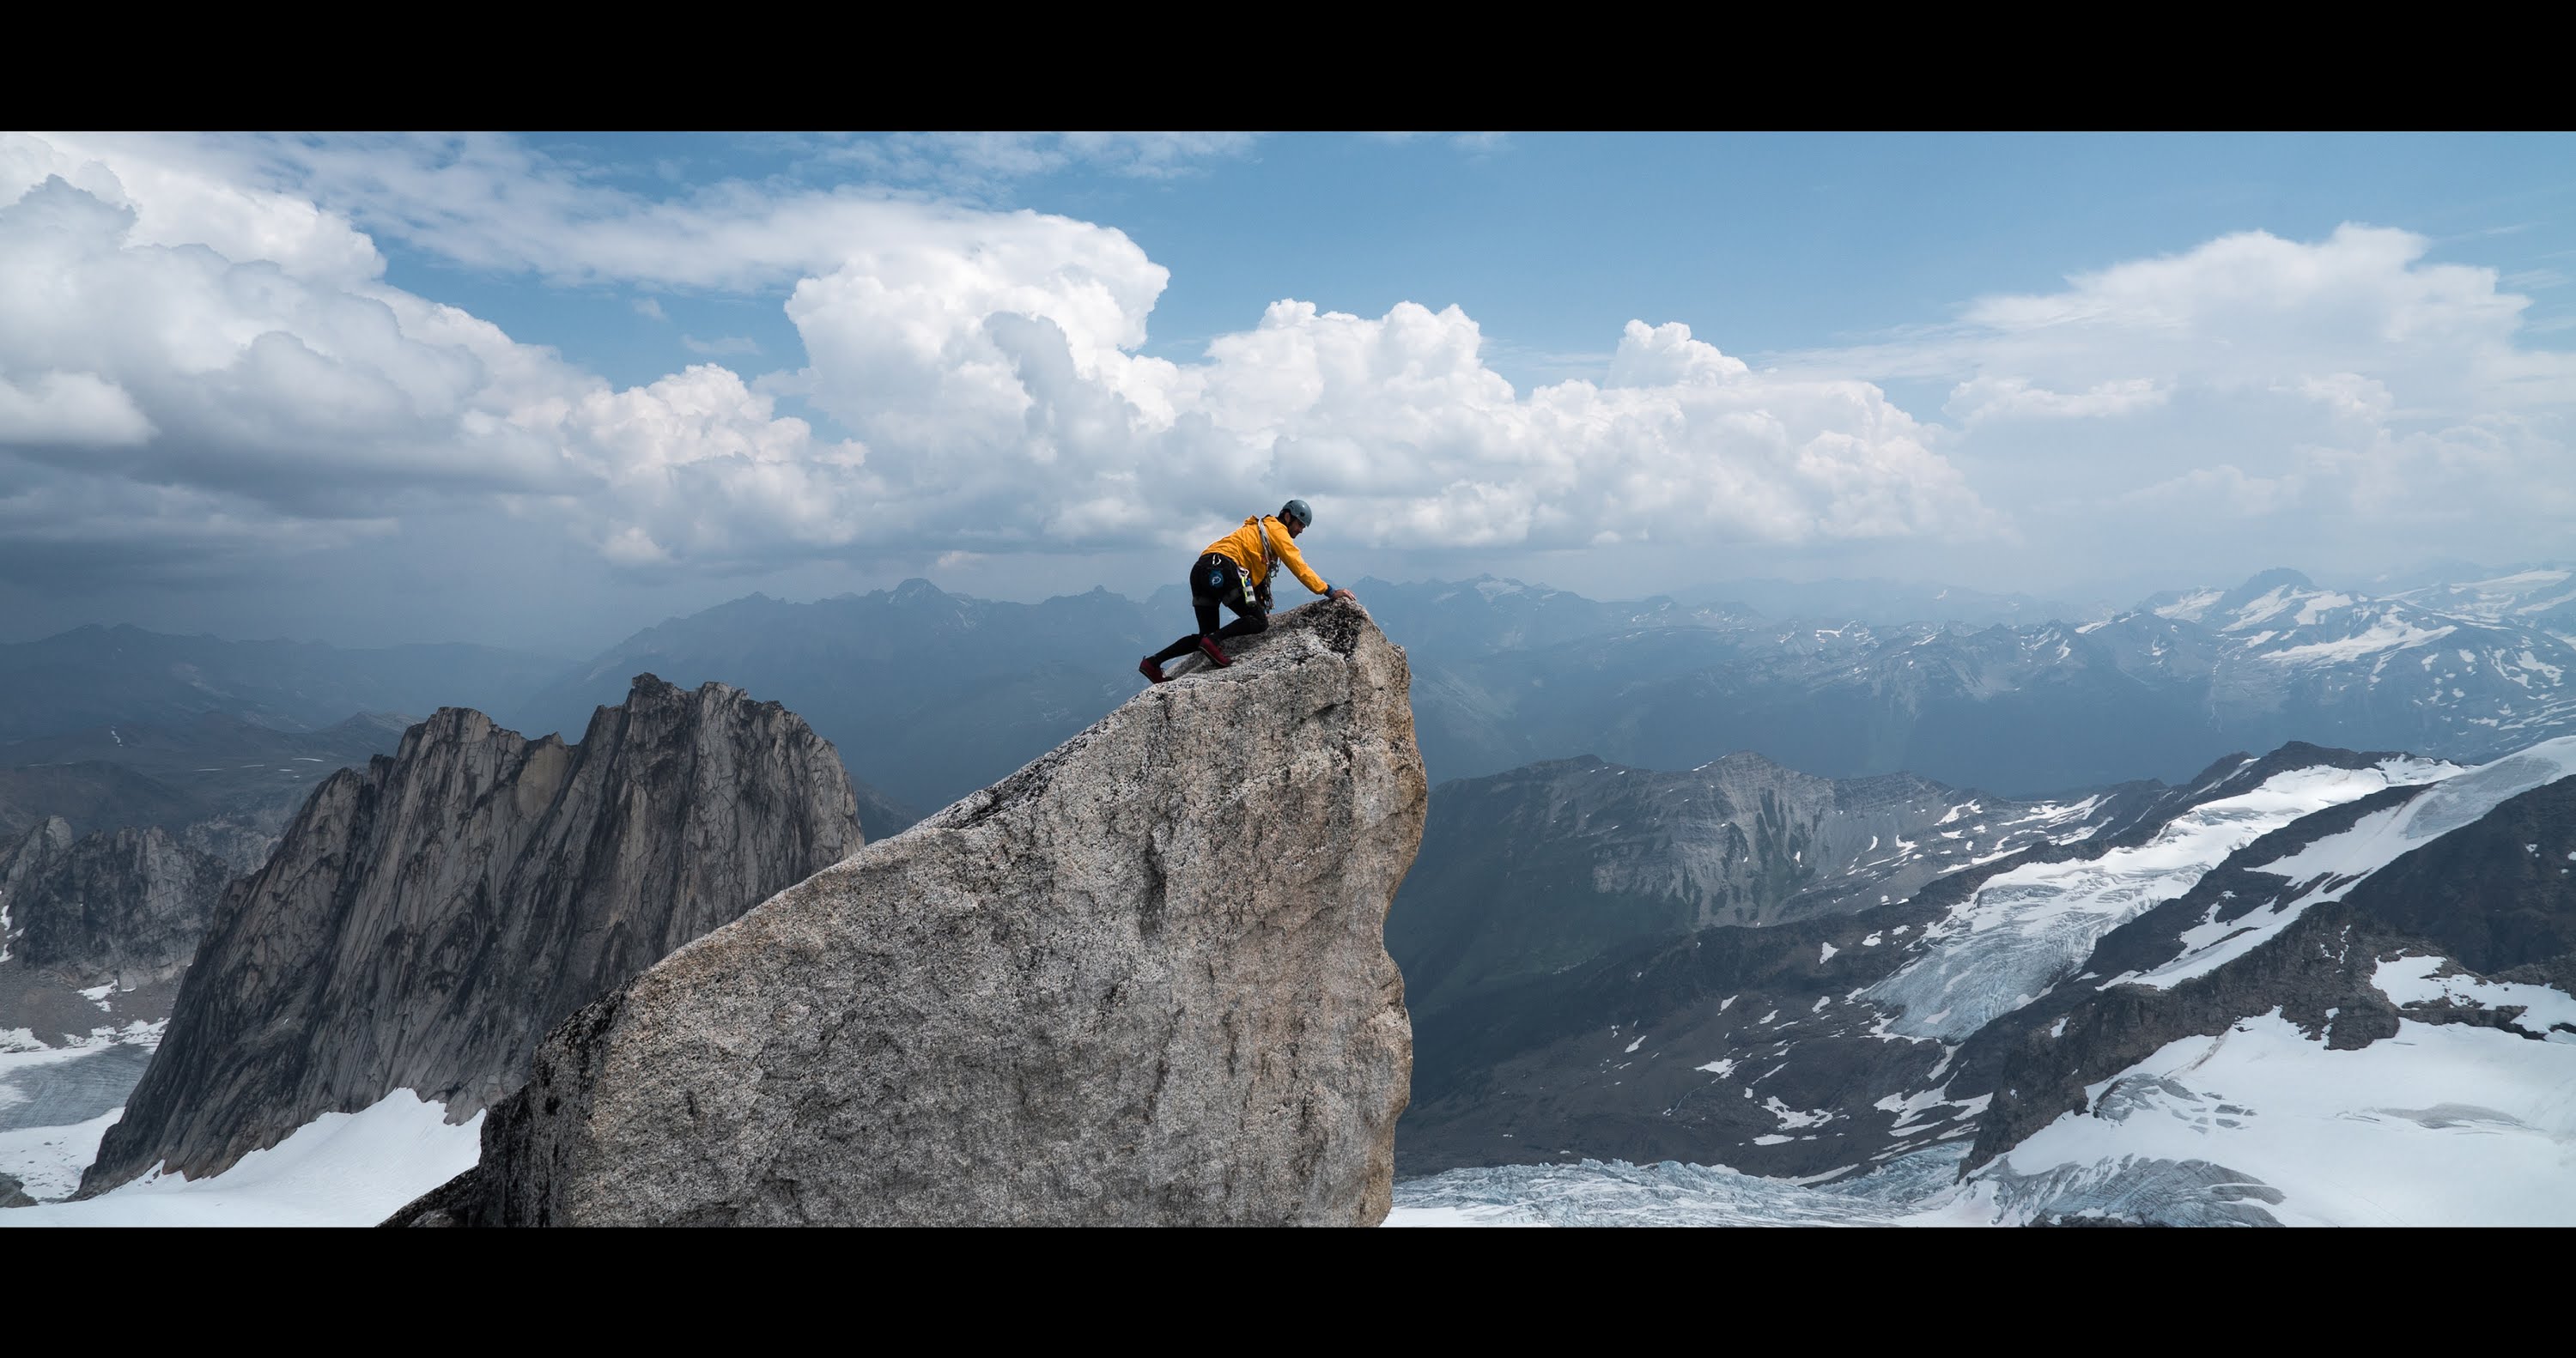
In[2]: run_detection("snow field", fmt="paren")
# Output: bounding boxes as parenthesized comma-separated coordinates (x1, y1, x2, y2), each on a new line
(1961, 1011, 2576, 1227)
(0, 1108, 122, 1199)
(1864, 757, 2458, 1040)
(1, 1090, 481, 1228)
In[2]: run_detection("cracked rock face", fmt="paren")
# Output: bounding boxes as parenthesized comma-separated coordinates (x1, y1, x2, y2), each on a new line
(397, 599, 1425, 1227)
(81, 676, 860, 1194)
(0, 817, 234, 990)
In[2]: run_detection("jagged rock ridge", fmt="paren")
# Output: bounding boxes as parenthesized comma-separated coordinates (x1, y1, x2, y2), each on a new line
(78, 675, 860, 1193)
(395, 599, 1425, 1227)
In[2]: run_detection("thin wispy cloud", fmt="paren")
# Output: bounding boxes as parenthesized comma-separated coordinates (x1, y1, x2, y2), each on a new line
(805, 132, 1260, 198)
(681, 334, 760, 356)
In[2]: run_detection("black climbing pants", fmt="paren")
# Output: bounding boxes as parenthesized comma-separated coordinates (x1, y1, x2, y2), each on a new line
(1147, 552, 1268, 664)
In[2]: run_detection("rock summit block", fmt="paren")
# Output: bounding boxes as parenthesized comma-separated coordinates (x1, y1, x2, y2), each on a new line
(398, 598, 1426, 1226)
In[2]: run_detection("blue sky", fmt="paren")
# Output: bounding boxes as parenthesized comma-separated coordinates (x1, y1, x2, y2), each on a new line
(392, 131, 2576, 396)
(2, 131, 2571, 652)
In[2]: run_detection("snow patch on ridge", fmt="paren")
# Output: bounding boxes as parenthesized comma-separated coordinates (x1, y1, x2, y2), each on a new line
(2261, 617, 2458, 666)
(2371, 955, 2576, 1042)
(1862, 756, 2458, 1040)
(2121, 735, 2576, 990)
(2153, 589, 2223, 623)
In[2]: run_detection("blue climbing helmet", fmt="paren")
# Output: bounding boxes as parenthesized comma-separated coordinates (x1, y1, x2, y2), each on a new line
(1278, 499, 1314, 530)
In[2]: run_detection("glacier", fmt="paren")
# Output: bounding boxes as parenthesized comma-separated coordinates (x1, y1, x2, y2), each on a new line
(1861, 757, 2458, 1040)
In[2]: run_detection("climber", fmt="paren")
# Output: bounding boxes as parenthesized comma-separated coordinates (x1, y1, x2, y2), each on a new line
(1139, 499, 1355, 682)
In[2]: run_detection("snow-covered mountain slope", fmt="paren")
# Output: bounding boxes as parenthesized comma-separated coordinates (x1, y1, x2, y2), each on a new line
(1399, 734, 2575, 1222)
(1400, 568, 2576, 798)
(1919, 742, 2576, 1224)
(1390, 751, 2154, 1017)
(0, 1021, 162, 1203)
(1398, 736, 2576, 1225)
(3, 1091, 479, 1228)
(2105, 736, 2576, 991)
(1397, 741, 2431, 1181)
(1947, 1008, 2574, 1227)
(1860, 755, 2458, 1040)
(1390, 1143, 1974, 1227)
(2389, 566, 2576, 644)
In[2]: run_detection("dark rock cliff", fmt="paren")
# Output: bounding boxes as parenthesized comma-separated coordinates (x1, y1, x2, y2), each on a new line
(0, 817, 234, 990)
(77, 675, 860, 1193)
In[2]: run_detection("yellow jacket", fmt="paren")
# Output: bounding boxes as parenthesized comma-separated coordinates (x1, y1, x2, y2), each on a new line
(1205, 516, 1330, 596)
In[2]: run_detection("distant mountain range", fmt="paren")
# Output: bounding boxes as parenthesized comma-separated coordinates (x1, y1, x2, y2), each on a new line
(503, 583, 1157, 819)
(8, 561, 2571, 830)
(1378, 565, 2576, 795)
(488, 561, 2576, 811)
(0, 626, 561, 746)
(1674, 577, 2095, 628)
(0, 712, 412, 849)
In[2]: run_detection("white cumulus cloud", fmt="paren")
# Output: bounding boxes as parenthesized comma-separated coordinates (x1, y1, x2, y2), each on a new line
(1786, 222, 2576, 573)
(0, 132, 2005, 584)
(0, 154, 856, 575)
(0, 370, 155, 446)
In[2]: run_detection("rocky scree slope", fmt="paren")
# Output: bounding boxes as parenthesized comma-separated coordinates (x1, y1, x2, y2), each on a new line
(393, 598, 1426, 1227)
(78, 676, 860, 1194)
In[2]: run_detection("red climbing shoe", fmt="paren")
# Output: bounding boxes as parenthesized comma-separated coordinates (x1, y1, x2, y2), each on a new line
(1138, 657, 1169, 684)
(1197, 635, 1232, 668)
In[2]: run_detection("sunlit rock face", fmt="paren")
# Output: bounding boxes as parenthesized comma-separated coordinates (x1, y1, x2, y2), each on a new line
(396, 600, 1426, 1228)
